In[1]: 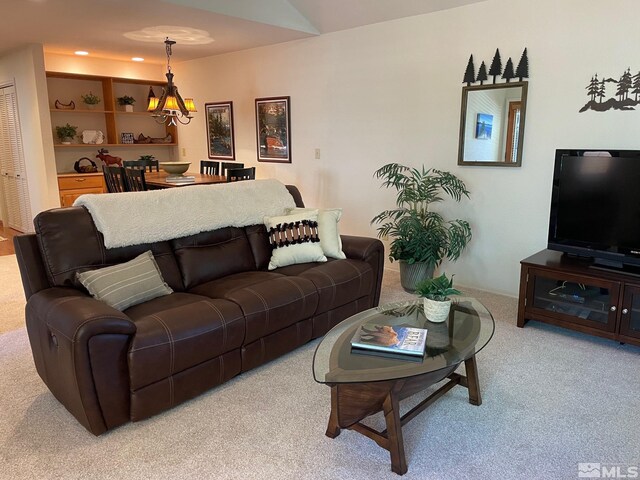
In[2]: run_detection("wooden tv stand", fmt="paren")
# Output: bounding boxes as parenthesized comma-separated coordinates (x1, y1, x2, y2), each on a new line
(517, 249, 640, 346)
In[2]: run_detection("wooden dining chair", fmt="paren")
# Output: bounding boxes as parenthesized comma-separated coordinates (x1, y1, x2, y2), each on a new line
(123, 159, 159, 172)
(102, 165, 128, 193)
(123, 167, 148, 192)
(226, 167, 256, 182)
(200, 160, 220, 175)
(220, 162, 244, 175)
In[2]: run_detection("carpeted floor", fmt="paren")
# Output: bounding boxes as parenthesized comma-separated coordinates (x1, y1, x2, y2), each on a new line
(1, 267, 639, 479)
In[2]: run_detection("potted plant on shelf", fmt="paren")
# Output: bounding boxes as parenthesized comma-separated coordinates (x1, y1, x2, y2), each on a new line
(371, 162, 472, 292)
(117, 95, 136, 112)
(81, 92, 101, 109)
(415, 273, 461, 323)
(55, 123, 78, 144)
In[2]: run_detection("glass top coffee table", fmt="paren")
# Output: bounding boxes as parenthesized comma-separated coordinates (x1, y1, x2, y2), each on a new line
(313, 298, 495, 475)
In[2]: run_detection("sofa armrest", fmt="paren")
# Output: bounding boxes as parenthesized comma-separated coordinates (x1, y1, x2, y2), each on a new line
(341, 235, 385, 307)
(26, 287, 136, 435)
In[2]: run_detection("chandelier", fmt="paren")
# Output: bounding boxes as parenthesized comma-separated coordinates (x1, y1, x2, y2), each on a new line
(148, 37, 196, 126)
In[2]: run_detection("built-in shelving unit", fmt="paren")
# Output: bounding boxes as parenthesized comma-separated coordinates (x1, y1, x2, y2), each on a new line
(46, 72, 179, 173)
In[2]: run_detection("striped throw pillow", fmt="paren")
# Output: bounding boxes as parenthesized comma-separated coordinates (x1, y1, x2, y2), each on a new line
(76, 250, 173, 311)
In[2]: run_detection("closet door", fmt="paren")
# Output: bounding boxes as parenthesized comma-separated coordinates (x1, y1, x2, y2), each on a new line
(0, 84, 32, 232)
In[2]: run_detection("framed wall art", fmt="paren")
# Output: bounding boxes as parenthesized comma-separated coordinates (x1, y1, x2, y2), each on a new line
(475, 113, 493, 139)
(255, 96, 291, 163)
(205, 101, 235, 160)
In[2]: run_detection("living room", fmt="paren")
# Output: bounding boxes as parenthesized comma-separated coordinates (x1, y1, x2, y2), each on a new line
(1, 0, 639, 478)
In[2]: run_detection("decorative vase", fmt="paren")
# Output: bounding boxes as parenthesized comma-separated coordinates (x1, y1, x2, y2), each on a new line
(124, 105, 133, 112)
(423, 297, 451, 323)
(399, 260, 434, 292)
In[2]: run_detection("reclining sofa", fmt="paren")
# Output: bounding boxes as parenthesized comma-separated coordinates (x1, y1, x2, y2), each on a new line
(14, 185, 384, 435)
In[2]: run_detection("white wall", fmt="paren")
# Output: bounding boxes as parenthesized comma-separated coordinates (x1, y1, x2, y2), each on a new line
(0, 45, 59, 226)
(179, 0, 640, 296)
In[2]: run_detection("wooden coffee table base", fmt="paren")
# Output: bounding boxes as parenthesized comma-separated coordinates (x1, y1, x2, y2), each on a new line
(325, 355, 482, 476)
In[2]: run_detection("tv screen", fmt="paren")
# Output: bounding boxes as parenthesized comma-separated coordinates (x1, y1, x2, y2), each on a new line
(548, 149, 640, 269)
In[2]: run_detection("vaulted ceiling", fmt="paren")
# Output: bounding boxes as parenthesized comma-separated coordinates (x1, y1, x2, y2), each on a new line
(2, 0, 486, 63)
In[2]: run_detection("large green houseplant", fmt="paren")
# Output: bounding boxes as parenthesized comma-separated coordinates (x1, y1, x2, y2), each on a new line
(371, 163, 472, 291)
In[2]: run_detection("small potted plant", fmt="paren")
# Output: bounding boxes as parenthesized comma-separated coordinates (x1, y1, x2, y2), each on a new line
(117, 95, 136, 112)
(55, 123, 78, 144)
(81, 91, 101, 109)
(415, 273, 461, 323)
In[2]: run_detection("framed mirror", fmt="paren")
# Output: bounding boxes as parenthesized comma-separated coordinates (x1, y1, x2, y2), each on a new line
(458, 81, 528, 167)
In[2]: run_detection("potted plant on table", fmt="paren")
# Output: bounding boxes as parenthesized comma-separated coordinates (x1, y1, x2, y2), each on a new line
(117, 95, 136, 112)
(416, 273, 461, 322)
(371, 162, 472, 292)
(81, 91, 101, 109)
(55, 123, 78, 144)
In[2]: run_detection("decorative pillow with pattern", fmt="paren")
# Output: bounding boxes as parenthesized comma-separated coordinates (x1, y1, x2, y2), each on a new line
(287, 207, 346, 260)
(264, 210, 327, 270)
(76, 250, 173, 311)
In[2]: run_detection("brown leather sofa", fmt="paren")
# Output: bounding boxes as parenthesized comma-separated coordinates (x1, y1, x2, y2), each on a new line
(13, 186, 384, 435)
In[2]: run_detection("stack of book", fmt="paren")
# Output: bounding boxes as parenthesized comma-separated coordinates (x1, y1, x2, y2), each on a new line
(350, 324, 427, 359)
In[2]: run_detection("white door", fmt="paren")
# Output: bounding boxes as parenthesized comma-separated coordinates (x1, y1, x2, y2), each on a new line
(0, 84, 32, 232)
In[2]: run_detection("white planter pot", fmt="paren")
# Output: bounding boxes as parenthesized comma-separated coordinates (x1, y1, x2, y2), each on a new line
(423, 297, 451, 323)
(124, 105, 134, 112)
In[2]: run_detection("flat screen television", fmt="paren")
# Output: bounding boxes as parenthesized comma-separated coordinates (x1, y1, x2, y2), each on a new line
(548, 149, 640, 270)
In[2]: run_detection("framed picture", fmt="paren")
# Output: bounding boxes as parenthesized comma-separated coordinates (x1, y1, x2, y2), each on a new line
(205, 101, 235, 160)
(475, 113, 493, 140)
(255, 96, 291, 163)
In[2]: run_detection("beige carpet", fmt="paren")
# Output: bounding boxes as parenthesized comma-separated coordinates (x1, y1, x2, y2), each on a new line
(1, 268, 639, 479)
(0, 255, 26, 334)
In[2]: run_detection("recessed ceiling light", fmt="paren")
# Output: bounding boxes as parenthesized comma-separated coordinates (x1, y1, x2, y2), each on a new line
(74, 51, 89, 56)
(131, 57, 145, 62)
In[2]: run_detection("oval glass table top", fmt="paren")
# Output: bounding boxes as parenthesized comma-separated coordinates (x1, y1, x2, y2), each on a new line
(313, 297, 495, 384)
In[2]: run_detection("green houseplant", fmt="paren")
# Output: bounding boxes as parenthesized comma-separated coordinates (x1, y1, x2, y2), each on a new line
(81, 91, 101, 108)
(55, 123, 78, 144)
(117, 95, 136, 112)
(371, 162, 472, 292)
(415, 273, 461, 322)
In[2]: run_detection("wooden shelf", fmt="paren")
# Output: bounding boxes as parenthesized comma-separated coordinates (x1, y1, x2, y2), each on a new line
(50, 109, 114, 114)
(54, 143, 177, 148)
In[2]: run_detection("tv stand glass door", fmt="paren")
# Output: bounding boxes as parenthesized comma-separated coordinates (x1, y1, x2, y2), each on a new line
(528, 269, 619, 333)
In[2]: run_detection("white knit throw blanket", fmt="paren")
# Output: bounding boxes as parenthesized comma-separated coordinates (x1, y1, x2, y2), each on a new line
(74, 179, 297, 249)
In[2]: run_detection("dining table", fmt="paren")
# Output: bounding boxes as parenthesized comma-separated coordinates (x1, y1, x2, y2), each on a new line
(145, 171, 227, 189)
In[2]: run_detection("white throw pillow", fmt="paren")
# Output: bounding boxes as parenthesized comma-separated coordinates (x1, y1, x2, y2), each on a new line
(288, 207, 346, 260)
(264, 210, 327, 270)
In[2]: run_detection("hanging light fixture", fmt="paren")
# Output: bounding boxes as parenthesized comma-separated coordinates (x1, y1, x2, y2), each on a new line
(148, 37, 196, 126)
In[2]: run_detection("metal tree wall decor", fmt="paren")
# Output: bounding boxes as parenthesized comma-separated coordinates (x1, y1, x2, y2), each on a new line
(579, 67, 640, 112)
(463, 48, 529, 86)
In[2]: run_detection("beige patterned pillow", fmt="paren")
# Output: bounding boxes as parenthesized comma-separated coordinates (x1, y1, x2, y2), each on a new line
(76, 250, 173, 311)
(288, 207, 346, 259)
(264, 210, 327, 270)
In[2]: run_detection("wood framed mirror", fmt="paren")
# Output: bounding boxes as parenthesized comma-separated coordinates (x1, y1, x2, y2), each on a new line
(457, 81, 528, 167)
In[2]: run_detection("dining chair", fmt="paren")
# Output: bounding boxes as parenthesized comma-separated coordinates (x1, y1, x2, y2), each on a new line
(123, 167, 148, 192)
(220, 162, 244, 175)
(123, 159, 159, 172)
(200, 160, 220, 175)
(102, 165, 128, 193)
(226, 167, 256, 182)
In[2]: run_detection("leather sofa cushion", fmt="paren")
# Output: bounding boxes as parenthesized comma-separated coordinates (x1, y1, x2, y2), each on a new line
(189, 271, 283, 299)
(279, 259, 374, 314)
(126, 292, 245, 390)
(208, 276, 318, 344)
(172, 227, 257, 289)
(34, 207, 185, 291)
